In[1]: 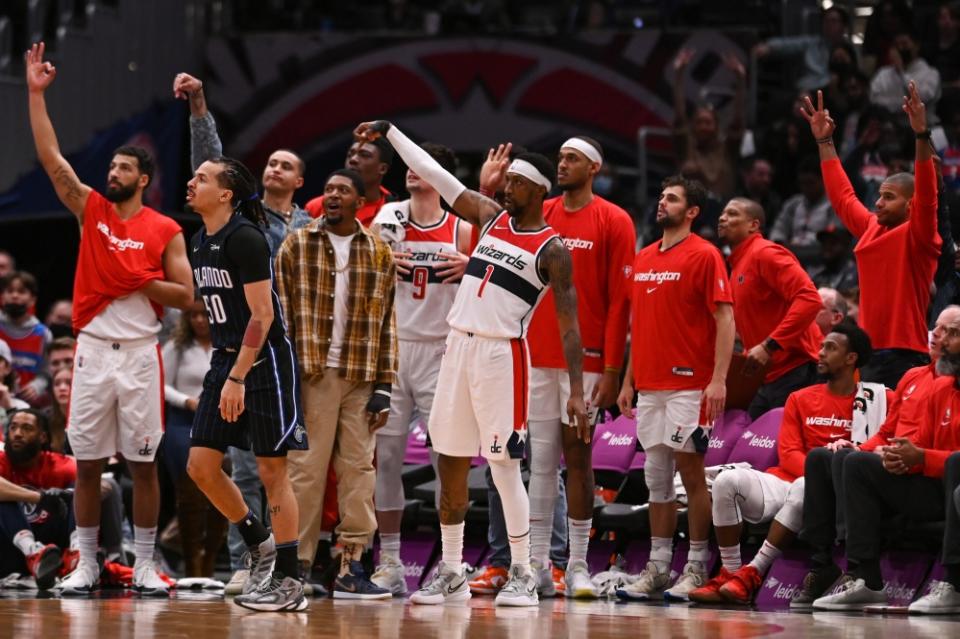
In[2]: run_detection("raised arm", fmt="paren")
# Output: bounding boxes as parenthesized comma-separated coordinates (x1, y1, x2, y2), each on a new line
(355, 121, 502, 229)
(141, 233, 195, 310)
(723, 52, 747, 140)
(173, 72, 223, 171)
(540, 239, 590, 441)
(902, 81, 939, 253)
(799, 90, 871, 237)
(25, 42, 91, 220)
(672, 48, 696, 128)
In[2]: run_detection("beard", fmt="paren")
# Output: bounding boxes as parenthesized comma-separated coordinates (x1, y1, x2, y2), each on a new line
(656, 214, 683, 229)
(6, 440, 41, 467)
(105, 181, 138, 204)
(557, 178, 586, 192)
(936, 350, 960, 376)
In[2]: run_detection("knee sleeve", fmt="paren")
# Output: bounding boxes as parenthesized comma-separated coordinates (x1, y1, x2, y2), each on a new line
(643, 446, 676, 503)
(374, 434, 407, 511)
(528, 420, 561, 515)
(774, 478, 804, 532)
(488, 458, 529, 538)
(711, 471, 744, 527)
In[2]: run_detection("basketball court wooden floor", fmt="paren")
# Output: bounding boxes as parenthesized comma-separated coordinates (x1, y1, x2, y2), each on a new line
(2, 592, 960, 639)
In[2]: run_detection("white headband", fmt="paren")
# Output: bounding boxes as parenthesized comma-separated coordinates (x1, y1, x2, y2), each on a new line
(561, 137, 603, 167)
(507, 159, 552, 191)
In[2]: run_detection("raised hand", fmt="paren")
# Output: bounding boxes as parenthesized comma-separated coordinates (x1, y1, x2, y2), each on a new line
(798, 90, 836, 140)
(902, 81, 928, 133)
(354, 120, 391, 143)
(173, 72, 203, 100)
(673, 47, 696, 73)
(722, 51, 746, 79)
(478, 143, 513, 194)
(25, 42, 56, 93)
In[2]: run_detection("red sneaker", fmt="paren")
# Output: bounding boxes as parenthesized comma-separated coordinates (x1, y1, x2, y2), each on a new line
(468, 565, 509, 594)
(25, 544, 63, 590)
(719, 565, 763, 605)
(688, 567, 735, 604)
(552, 565, 566, 597)
(60, 548, 80, 577)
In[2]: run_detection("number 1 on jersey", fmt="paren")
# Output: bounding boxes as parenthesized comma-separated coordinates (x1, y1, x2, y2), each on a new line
(477, 264, 495, 297)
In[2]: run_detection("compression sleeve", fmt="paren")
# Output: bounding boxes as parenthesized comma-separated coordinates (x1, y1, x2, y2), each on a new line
(385, 125, 467, 206)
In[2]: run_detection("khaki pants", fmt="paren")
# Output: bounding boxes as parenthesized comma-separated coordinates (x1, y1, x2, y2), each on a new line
(288, 368, 375, 563)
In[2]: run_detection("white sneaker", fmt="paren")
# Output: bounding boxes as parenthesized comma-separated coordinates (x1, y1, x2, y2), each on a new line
(371, 556, 408, 595)
(225, 569, 249, 595)
(564, 560, 598, 599)
(531, 559, 555, 597)
(410, 562, 471, 605)
(908, 581, 960, 614)
(664, 562, 707, 602)
(616, 561, 670, 601)
(133, 559, 170, 597)
(57, 560, 100, 596)
(812, 575, 888, 610)
(494, 565, 539, 607)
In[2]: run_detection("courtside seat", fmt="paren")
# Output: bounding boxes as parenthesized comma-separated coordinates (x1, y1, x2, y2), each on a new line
(725, 407, 783, 471)
(704, 409, 752, 467)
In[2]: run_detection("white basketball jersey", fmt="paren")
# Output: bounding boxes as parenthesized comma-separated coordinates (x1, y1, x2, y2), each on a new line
(393, 210, 462, 341)
(447, 212, 559, 339)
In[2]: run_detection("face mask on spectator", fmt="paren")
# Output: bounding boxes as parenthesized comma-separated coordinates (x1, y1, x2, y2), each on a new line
(2, 303, 28, 319)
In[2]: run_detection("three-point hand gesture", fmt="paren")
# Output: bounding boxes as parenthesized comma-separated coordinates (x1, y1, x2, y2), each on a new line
(25, 42, 56, 93)
(173, 72, 203, 100)
(798, 90, 836, 140)
(902, 81, 928, 133)
(722, 52, 746, 80)
(673, 48, 696, 74)
(479, 143, 513, 194)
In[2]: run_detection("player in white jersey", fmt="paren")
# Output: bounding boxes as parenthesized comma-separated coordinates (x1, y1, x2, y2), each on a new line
(355, 120, 589, 607)
(368, 143, 473, 595)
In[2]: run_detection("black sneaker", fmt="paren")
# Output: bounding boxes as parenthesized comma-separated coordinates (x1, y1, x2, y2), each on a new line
(790, 564, 843, 609)
(333, 560, 391, 600)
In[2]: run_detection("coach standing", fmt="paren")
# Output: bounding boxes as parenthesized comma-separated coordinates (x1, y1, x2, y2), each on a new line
(275, 169, 398, 600)
(801, 82, 939, 388)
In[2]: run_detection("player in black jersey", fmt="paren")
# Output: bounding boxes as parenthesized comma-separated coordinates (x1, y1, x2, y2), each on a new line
(184, 156, 307, 612)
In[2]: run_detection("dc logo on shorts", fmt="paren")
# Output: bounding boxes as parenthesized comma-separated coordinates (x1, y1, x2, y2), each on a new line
(138, 438, 153, 456)
(489, 435, 502, 454)
(670, 427, 684, 444)
(294, 424, 306, 444)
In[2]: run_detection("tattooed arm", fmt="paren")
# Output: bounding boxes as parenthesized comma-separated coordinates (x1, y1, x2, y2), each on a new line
(540, 238, 591, 442)
(25, 42, 91, 221)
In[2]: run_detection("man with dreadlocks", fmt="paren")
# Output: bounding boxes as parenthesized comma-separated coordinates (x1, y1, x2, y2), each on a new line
(26, 42, 195, 597)
(184, 156, 308, 612)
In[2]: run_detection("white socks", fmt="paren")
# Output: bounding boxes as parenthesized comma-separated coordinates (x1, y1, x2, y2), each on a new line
(441, 523, 465, 575)
(720, 544, 742, 572)
(650, 536, 673, 573)
(688, 539, 710, 567)
(13, 530, 43, 557)
(380, 532, 401, 563)
(134, 525, 157, 565)
(568, 518, 591, 565)
(77, 526, 99, 568)
(749, 540, 782, 575)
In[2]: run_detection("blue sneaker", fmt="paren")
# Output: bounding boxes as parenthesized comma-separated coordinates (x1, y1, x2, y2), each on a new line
(333, 561, 391, 600)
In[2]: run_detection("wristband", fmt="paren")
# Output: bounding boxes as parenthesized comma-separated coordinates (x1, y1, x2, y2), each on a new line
(815, 136, 834, 145)
(604, 366, 620, 374)
(915, 129, 932, 140)
(227, 376, 245, 386)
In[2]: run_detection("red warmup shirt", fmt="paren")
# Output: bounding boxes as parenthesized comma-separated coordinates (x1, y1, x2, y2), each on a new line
(73, 191, 181, 332)
(728, 233, 822, 384)
(767, 383, 894, 482)
(527, 196, 635, 374)
(631, 234, 732, 391)
(0, 450, 76, 489)
(914, 376, 960, 478)
(860, 363, 938, 452)
(305, 185, 392, 226)
(821, 158, 939, 352)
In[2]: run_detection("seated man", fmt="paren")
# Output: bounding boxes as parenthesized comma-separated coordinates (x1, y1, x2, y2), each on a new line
(915, 449, 960, 613)
(791, 305, 960, 608)
(689, 322, 888, 605)
(811, 311, 960, 610)
(0, 409, 75, 589)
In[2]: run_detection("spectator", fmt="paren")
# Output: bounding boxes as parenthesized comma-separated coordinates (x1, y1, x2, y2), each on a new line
(769, 156, 841, 264)
(275, 168, 398, 599)
(753, 6, 852, 92)
(941, 98, 960, 196)
(923, 2, 960, 114)
(793, 305, 960, 608)
(0, 340, 29, 423)
(870, 31, 942, 125)
(810, 312, 960, 610)
(46, 337, 75, 378)
(807, 225, 859, 292)
(689, 322, 888, 606)
(738, 157, 782, 227)
(0, 252, 14, 280)
(43, 300, 73, 340)
(761, 116, 817, 200)
(802, 84, 940, 388)
(0, 272, 52, 406)
(47, 367, 71, 454)
(671, 48, 746, 200)
(718, 197, 822, 419)
(841, 105, 896, 206)
(863, 0, 914, 70)
(0, 409, 75, 590)
(836, 71, 872, 161)
(160, 299, 224, 578)
(815, 287, 849, 336)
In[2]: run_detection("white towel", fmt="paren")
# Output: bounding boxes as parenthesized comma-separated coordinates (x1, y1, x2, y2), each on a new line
(852, 381, 888, 444)
(371, 199, 410, 246)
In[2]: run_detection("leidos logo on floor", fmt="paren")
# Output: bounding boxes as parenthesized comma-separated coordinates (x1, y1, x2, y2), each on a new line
(764, 576, 802, 601)
(403, 562, 425, 578)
